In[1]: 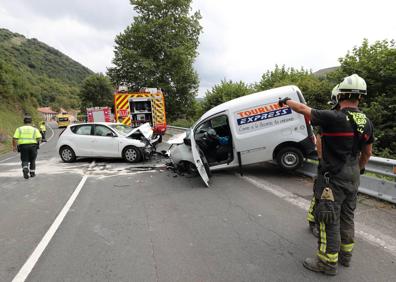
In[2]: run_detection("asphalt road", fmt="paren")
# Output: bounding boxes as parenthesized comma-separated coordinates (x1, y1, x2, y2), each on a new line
(0, 123, 395, 282)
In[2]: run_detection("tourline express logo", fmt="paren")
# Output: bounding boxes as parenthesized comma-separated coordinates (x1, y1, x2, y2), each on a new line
(236, 103, 292, 125)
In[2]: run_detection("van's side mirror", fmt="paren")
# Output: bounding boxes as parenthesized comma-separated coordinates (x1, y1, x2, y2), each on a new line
(183, 137, 191, 146)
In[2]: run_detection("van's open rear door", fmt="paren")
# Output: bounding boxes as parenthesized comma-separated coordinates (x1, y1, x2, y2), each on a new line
(191, 136, 210, 187)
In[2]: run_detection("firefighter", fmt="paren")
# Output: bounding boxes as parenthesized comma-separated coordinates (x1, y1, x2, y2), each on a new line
(279, 74, 374, 275)
(12, 115, 42, 179)
(307, 85, 340, 238)
(39, 121, 47, 142)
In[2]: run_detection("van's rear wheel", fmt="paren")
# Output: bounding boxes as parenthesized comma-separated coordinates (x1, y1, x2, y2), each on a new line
(276, 147, 303, 170)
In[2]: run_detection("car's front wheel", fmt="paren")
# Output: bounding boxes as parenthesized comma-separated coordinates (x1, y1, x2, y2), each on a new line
(59, 146, 76, 163)
(122, 146, 142, 163)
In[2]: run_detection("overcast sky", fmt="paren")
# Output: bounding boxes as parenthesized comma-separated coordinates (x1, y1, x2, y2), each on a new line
(1, 0, 395, 97)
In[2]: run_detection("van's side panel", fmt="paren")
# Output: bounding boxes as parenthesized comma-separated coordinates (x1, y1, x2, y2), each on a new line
(229, 88, 308, 166)
(203, 85, 312, 171)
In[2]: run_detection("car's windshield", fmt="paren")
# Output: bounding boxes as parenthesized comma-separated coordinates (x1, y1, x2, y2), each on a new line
(109, 124, 133, 135)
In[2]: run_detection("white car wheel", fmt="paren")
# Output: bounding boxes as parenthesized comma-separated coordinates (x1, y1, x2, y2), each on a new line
(123, 146, 141, 163)
(60, 146, 76, 163)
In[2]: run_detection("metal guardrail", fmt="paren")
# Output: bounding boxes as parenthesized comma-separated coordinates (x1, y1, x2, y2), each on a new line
(167, 125, 396, 204)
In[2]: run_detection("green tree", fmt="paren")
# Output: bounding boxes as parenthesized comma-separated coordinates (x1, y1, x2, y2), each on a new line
(107, 0, 202, 120)
(331, 39, 396, 157)
(79, 73, 114, 110)
(202, 80, 254, 113)
(256, 65, 333, 110)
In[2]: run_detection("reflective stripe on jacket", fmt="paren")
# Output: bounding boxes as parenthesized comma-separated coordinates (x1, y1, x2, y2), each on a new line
(13, 126, 42, 145)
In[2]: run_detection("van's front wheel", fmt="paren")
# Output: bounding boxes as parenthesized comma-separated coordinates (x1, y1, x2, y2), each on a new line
(276, 147, 303, 170)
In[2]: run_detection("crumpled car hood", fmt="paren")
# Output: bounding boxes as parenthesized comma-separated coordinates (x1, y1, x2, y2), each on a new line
(167, 132, 187, 144)
(126, 123, 153, 139)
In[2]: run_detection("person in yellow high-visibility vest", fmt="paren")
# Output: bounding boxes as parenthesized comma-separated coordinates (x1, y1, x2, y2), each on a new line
(39, 121, 47, 142)
(12, 115, 42, 179)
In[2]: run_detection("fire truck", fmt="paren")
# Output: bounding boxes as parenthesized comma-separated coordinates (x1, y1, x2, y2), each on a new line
(113, 86, 166, 135)
(86, 107, 112, 123)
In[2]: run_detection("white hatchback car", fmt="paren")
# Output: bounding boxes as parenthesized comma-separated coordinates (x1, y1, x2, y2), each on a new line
(56, 122, 159, 163)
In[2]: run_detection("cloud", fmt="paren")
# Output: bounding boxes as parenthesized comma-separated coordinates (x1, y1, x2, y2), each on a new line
(193, 0, 396, 96)
(1, 0, 134, 30)
(1, 0, 396, 98)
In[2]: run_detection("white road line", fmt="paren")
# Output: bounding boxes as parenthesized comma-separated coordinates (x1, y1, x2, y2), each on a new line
(239, 174, 396, 257)
(0, 156, 16, 163)
(12, 162, 93, 282)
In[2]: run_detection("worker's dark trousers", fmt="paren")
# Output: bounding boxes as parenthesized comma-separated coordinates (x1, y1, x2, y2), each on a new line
(307, 163, 324, 224)
(40, 131, 46, 140)
(20, 144, 38, 171)
(314, 160, 360, 264)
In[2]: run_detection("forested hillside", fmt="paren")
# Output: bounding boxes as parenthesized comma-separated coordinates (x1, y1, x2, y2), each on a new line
(0, 28, 93, 153)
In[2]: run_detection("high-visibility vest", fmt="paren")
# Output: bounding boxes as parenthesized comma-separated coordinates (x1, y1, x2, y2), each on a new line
(40, 124, 46, 132)
(13, 126, 42, 145)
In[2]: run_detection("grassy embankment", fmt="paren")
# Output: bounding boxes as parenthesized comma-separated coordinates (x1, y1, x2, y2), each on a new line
(0, 104, 23, 154)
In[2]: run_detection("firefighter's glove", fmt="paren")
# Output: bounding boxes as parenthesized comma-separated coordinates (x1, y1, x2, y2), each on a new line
(278, 97, 291, 107)
(360, 168, 365, 175)
(315, 187, 336, 224)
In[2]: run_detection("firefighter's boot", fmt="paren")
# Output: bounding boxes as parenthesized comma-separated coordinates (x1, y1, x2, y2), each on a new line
(309, 222, 319, 238)
(23, 167, 29, 179)
(303, 257, 337, 276)
(339, 251, 351, 267)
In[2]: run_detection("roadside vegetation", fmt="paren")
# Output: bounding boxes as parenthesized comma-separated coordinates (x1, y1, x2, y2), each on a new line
(0, 28, 92, 153)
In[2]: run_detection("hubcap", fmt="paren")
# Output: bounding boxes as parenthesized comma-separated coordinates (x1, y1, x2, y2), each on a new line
(283, 152, 297, 167)
(125, 149, 137, 161)
(62, 149, 72, 161)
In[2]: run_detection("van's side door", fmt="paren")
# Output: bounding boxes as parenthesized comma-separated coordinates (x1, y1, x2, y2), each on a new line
(191, 135, 210, 187)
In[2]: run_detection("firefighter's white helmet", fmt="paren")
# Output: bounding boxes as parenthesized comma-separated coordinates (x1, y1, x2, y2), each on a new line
(338, 74, 367, 95)
(329, 84, 339, 105)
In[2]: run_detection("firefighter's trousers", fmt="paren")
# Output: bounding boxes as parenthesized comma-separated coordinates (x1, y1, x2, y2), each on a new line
(314, 160, 360, 264)
(307, 165, 323, 224)
(20, 144, 38, 172)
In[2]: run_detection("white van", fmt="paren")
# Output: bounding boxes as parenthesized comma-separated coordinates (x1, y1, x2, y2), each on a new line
(168, 85, 316, 186)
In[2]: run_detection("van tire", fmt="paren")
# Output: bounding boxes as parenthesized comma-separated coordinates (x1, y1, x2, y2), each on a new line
(276, 147, 303, 170)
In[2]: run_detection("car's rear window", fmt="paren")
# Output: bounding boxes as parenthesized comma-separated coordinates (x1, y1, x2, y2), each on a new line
(71, 125, 92, 135)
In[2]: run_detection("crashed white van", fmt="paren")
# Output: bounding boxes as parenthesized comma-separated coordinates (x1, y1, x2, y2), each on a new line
(169, 85, 316, 186)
